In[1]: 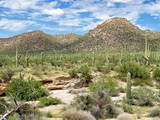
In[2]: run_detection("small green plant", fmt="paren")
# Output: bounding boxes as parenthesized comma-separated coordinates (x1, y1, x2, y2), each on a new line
(47, 111, 53, 118)
(122, 103, 133, 113)
(39, 96, 61, 106)
(89, 76, 118, 96)
(0, 66, 19, 82)
(79, 64, 93, 84)
(153, 67, 160, 81)
(68, 69, 78, 78)
(6, 76, 47, 101)
(131, 88, 153, 106)
(149, 106, 160, 117)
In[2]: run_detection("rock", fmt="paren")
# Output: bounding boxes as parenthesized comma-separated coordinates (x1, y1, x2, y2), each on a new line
(40, 78, 53, 84)
(55, 75, 72, 81)
(0, 83, 9, 96)
(48, 86, 64, 90)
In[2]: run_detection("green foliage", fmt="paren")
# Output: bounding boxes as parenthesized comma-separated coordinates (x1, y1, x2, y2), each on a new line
(122, 103, 133, 114)
(117, 61, 150, 85)
(89, 76, 118, 96)
(131, 88, 153, 106)
(6, 77, 47, 101)
(153, 67, 160, 81)
(73, 89, 117, 119)
(149, 106, 160, 117)
(68, 69, 78, 78)
(39, 96, 61, 106)
(47, 111, 53, 118)
(8, 115, 19, 120)
(79, 64, 93, 84)
(0, 66, 19, 82)
(0, 98, 10, 114)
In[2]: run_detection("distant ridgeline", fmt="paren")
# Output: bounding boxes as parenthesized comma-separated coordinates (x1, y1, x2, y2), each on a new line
(0, 17, 160, 53)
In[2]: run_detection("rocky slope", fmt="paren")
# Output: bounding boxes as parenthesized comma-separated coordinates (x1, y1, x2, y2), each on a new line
(0, 17, 160, 52)
(0, 31, 81, 52)
(71, 17, 160, 52)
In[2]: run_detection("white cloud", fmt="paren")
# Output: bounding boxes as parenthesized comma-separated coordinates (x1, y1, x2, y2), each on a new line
(42, 8, 64, 16)
(59, 19, 81, 26)
(60, 0, 73, 2)
(0, 19, 35, 31)
(0, 0, 41, 10)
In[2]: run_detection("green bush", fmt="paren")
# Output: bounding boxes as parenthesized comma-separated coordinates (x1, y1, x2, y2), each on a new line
(6, 77, 47, 101)
(79, 65, 93, 84)
(149, 106, 160, 117)
(89, 76, 118, 96)
(73, 89, 116, 119)
(117, 61, 150, 85)
(68, 69, 78, 78)
(0, 66, 19, 82)
(131, 88, 153, 106)
(122, 103, 133, 113)
(39, 96, 61, 106)
(153, 67, 160, 81)
(0, 98, 10, 114)
(47, 111, 53, 118)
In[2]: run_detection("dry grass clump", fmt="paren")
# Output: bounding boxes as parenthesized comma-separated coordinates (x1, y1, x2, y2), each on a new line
(63, 107, 96, 120)
(149, 106, 160, 117)
(69, 88, 87, 94)
(117, 113, 133, 120)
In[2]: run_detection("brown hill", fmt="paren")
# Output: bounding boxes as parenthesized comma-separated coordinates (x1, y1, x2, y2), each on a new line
(0, 31, 81, 52)
(71, 17, 160, 52)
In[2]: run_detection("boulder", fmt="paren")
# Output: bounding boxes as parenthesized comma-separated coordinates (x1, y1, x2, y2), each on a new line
(0, 83, 8, 96)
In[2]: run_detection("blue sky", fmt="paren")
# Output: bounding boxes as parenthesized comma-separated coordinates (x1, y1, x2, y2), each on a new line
(0, 0, 160, 38)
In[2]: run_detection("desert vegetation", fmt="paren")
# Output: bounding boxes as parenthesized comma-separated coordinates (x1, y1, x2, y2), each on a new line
(0, 41, 160, 120)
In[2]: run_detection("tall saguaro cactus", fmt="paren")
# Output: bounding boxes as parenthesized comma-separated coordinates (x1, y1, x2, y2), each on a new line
(16, 46, 18, 68)
(126, 72, 131, 100)
(41, 52, 44, 65)
(26, 52, 29, 67)
(144, 36, 150, 65)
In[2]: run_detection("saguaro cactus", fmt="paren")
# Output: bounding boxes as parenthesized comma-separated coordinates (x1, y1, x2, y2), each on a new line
(16, 46, 18, 67)
(15, 46, 21, 67)
(126, 72, 131, 100)
(41, 52, 44, 65)
(144, 37, 150, 65)
(26, 52, 29, 67)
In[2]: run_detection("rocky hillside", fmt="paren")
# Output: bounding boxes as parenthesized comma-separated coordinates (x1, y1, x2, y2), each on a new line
(71, 17, 160, 52)
(0, 17, 160, 52)
(0, 31, 81, 52)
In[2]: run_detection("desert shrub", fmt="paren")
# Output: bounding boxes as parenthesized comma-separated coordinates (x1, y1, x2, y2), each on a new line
(149, 106, 160, 117)
(69, 88, 87, 94)
(131, 88, 153, 106)
(89, 76, 118, 96)
(122, 104, 133, 114)
(46, 111, 53, 118)
(153, 67, 160, 81)
(0, 98, 10, 114)
(63, 107, 96, 120)
(73, 89, 116, 119)
(6, 77, 47, 101)
(118, 87, 126, 93)
(68, 69, 78, 78)
(117, 113, 133, 120)
(79, 64, 93, 84)
(39, 96, 61, 106)
(8, 115, 19, 120)
(117, 61, 150, 85)
(0, 66, 19, 82)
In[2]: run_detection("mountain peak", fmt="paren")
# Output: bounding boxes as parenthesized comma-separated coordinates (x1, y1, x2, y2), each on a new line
(100, 17, 134, 28)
